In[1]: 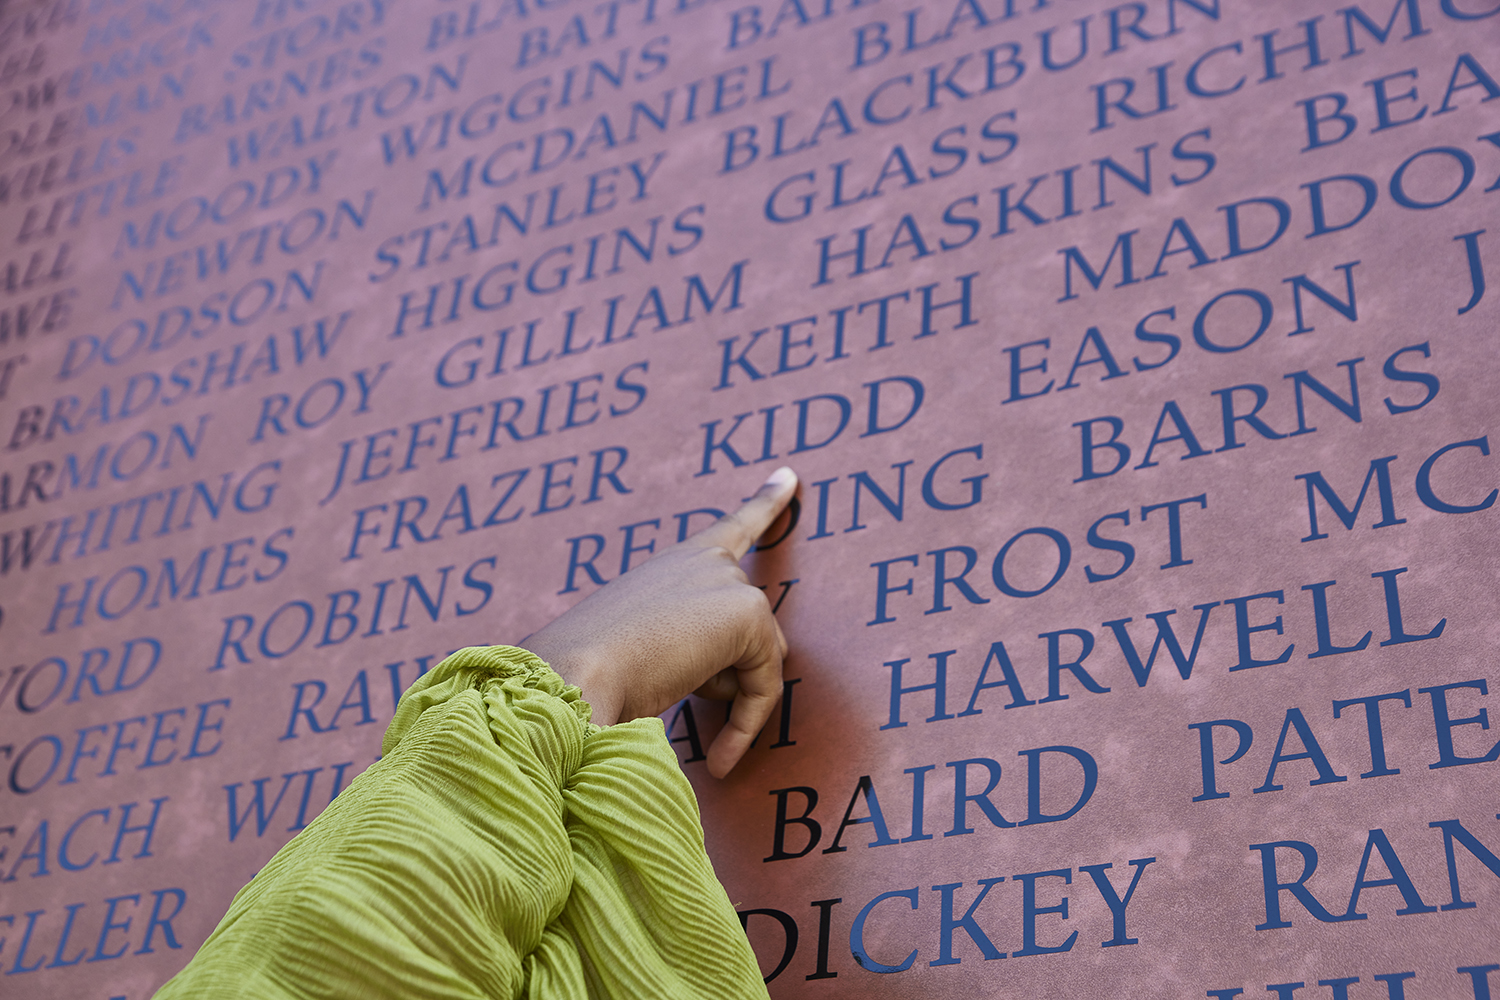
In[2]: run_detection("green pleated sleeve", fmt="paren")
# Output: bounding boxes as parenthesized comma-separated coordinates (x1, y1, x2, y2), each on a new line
(155, 646, 770, 1000)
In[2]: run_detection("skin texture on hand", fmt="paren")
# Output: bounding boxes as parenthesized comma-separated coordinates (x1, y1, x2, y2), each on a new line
(522, 467, 797, 778)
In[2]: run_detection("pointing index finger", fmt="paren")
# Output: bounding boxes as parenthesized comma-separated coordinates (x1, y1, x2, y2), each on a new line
(689, 467, 798, 560)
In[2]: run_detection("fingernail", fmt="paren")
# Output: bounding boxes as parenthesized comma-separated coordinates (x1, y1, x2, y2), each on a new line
(763, 466, 796, 489)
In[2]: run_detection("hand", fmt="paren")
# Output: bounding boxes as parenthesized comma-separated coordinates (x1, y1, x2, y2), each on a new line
(523, 467, 798, 778)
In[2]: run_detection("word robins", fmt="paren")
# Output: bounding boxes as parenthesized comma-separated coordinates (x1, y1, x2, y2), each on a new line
(207, 555, 504, 669)
(764, 744, 1100, 861)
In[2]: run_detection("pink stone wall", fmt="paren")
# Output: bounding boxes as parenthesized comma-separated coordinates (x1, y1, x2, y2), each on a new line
(1, 0, 1498, 995)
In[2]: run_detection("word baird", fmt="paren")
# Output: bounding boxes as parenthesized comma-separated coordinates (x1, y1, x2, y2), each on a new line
(764, 745, 1099, 861)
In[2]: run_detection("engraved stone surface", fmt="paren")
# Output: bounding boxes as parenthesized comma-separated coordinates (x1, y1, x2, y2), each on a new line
(1, 0, 1498, 996)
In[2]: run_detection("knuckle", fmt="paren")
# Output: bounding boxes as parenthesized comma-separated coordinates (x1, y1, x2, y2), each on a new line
(730, 586, 764, 615)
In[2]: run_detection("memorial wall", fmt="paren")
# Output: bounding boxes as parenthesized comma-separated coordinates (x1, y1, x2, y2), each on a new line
(0, 0, 1497, 995)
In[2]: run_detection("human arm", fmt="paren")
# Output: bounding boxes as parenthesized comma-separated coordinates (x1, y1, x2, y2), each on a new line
(152, 470, 798, 998)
